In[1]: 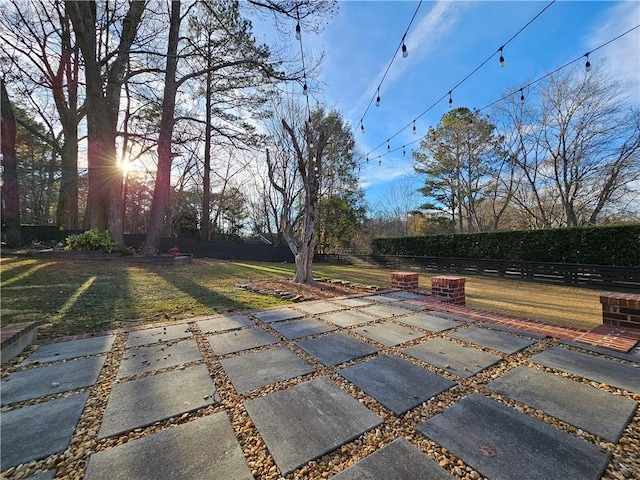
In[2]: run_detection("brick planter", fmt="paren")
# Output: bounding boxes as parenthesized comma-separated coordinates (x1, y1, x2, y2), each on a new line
(391, 272, 419, 290)
(600, 293, 640, 330)
(431, 276, 466, 306)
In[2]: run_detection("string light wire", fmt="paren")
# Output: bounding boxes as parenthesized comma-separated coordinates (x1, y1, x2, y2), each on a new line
(360, 23, 640, 165)
(358, 0, 423, 132)
(363, 0, 557, 157)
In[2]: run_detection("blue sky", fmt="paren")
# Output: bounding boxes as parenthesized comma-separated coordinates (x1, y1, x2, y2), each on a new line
(254, 1, 640, 211)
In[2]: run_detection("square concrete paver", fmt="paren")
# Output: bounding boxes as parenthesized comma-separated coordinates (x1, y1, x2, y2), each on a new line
(253, 308, 304, 323)
(196, 314, 253, 333)
(296, 302, 344, 315)
(335, 297, 375, 308)
(532, 347, 640, 394)
(450, 327, 536, 354)
(417, 393, 610, 480)
(117, 339, 202, 379)
(332, 437, 454, 480)
(21, 335, 115, 365)
(429, 311, 474, 323)
(2, 356, 105, 406)
(208, 328, 276, 355)
(353, 322, 424, 347)
(126, 324, 192, 348)
(1, 392, 89, 470)
(244, 377, 382, 475)
(220, 347, 315, 393)
(368, 294, 402, 303)
(85, 411, 253, 480)
(397, 313, 463, 333)
(269, 318, 336, 339)
(297, 332, 378, 367)
(99, 364, 216, 439)
(390, 291, 428, 301)
(360, 303, 413, 319)
(403, 338, 501, 378)
(339, 355, 456, 415)
(487, 366, 638, 442)
(320, 310, 377, 327)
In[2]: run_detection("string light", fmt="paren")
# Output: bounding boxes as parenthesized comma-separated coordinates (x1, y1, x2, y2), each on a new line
(295, 23, 301, 41)
(520, 88, 525, 104)
(403, 146, 406, 156)
(499, 46, 506, 67)
(584, 52, 592, 72)
(361, 123, 365, 134)
(387, 140, 390, 152)
(303, 82, 308, 95)
(355, 1, 423, 131)
(412, 121, 416, 134)
(360, 0, 559, 160)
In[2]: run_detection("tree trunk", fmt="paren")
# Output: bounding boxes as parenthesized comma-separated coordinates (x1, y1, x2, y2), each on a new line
(144, 0, 181, 255)
(1, 78, 22, 247)
(293, 200, 317, 283)
(200, 68, 212, 241)
(67, 0, 144, 244)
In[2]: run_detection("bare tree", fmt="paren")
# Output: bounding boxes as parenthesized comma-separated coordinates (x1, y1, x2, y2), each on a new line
(66, 0, 146, 244)
(500, 65, 640, 227)
(1, 0, 82, 228)
(1, 77, 21, 246)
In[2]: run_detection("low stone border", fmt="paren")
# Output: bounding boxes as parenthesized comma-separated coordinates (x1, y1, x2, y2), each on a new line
(235, 279, 381, 303)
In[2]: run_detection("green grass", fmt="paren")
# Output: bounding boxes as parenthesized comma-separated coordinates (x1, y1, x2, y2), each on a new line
(0, 255, 608, 337)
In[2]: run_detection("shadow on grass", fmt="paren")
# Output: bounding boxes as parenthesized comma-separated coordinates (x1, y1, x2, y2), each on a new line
(153, 267, 251, 314)
(55, 265, 133, 335)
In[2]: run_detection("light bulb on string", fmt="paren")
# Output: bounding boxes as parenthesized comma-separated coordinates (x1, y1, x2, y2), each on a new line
(519, 89, 525, 104)
(361, 123, 365, 134)
(403, 146, 406, 157)
(295, 24, 301, 41)
(402, 43, 408, 58)
(448, 91, 453, 108)
(366, 156, 369, 163)
(499, 47, 505, 68)
(375, 88, 381, 107)
(303, 83, 308, 96)
(584, 53, 592, 72)
(387, 140, 390, 152)
(378, 158, 381, 166)
(413, 121, 416, 134)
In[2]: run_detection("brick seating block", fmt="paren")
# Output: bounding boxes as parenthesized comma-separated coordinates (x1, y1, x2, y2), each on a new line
(431, 276, 466, 306)
(600, 293, 640, 330)
(1, 322, 38, 363)
(391, 272, 419, 290)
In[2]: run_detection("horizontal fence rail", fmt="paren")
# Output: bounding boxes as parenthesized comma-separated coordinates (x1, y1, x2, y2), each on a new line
(315, 254, 640, 291)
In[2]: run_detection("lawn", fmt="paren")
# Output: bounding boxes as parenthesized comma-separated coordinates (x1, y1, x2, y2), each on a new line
(0, 255, 607, 337)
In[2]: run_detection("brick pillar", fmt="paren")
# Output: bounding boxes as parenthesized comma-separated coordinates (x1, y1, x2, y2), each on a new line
(600, 293, 640, 330)
(391, 271, 419, 290)
(431, 276, 466, 306)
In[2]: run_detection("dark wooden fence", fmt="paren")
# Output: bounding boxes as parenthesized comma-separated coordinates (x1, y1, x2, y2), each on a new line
(315, 254, 640, 291)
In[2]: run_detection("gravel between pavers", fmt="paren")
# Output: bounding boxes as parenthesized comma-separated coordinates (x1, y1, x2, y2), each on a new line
(1, 298, 639, 480)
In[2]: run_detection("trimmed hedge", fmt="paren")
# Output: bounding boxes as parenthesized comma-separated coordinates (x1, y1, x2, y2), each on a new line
(371, 225, 640, 267)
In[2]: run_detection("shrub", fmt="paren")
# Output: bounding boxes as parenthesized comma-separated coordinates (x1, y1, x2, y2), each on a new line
(371, 225, 640, 266)
(65, 229, 119, 253)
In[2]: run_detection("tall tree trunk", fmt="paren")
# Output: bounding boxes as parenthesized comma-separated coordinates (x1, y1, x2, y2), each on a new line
(67, 0, 144, 244)
(55, 6, 80, 229)
(144, 0, 180, 255)
(1, 78, 22, 247)
(200, 68, 212, 242)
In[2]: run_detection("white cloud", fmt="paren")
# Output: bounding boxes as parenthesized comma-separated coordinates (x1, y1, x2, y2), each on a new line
(588, 1, 640, 91)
